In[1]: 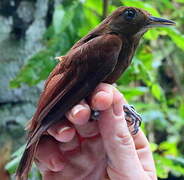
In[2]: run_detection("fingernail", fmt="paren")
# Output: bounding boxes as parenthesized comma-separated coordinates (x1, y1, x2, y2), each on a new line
(72, 105, 86, 117)
(92, 91, 112, 110)
(95, 91, 111, 99)
(57, 127, 75, 142)
(58, 127, 72, 134)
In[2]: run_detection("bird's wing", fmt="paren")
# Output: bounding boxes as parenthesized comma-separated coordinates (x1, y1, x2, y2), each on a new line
(26, 62, 66, 131)
(27, 34, 122, 147)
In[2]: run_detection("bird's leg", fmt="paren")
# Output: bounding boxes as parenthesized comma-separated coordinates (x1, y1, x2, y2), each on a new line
(123, 104, 142, 135)
(90, 105, 142, 135)
(90, 110, 100, 121)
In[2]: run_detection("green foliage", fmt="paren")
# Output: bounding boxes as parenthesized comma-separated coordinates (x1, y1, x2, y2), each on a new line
(5, 145, 26, 174)
(8, 0, 184, 179)
(6, 145, 41, 179)
(10, 50, 56, 87)
(164, 28, 184, 51)
(10, 1, 86, 87)
(153, 141, 184, 178)
(154, 153, 184, 178)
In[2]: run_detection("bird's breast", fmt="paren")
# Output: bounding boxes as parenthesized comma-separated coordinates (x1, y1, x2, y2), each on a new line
(104, 37, 137, 83)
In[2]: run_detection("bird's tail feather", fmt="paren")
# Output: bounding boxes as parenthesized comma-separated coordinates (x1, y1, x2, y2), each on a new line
(16, 140, 39, 180)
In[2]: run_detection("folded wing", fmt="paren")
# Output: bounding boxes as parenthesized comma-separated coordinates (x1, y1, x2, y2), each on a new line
(27, 34, 122, 147)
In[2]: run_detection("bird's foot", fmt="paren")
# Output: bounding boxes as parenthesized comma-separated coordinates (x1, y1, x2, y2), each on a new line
(90, 105, 142, 135)
(90, 110, 100, 121)
(123, 104, 142, 135)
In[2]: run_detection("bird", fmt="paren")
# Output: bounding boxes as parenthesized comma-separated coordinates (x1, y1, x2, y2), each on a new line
(16, 6, 175, 180)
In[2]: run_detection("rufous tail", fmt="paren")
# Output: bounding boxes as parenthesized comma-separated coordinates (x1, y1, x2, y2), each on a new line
(16, 140, 39, 180)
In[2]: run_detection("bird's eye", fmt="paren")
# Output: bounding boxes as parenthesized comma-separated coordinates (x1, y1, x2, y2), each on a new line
(123, 9, 136, 21)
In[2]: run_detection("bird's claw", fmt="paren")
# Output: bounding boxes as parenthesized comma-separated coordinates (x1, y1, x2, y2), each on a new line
(90, 110, 100, 121)
(123, 104, 142, 135)
(90, 105, 142, 135)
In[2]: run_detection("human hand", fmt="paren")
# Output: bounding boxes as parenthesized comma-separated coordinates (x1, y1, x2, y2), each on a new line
(35, 83, 157, 180)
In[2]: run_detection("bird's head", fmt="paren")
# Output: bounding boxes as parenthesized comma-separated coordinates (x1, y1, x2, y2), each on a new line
(107, 7, 175, 37)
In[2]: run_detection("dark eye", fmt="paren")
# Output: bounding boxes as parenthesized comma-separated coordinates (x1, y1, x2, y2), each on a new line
(123, 9, 136, 21)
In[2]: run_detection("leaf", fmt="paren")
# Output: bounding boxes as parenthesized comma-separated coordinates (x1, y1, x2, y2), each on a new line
(82, 2, 101, 34)
(163, 28, 184, 51)
(53, 5, 65, 34)
(175, 0, 184, 3)
(5, 156, 21, 174)
(5, 145, 26, 174)
(159, 141, 178, 156)
(154, 153, 170, 178)
(151, 83, 163, 101)
(144, 29, 159, 40)
(85, 0, 103, 15)
(179, 103, 184, 118)
(118, 86, 148, 100)
(11, 145, 26, 158)
(150, 143, 158, 152)
(10, 50, 56, 87)
(53, 2, 79, 34)
(154, 153, 184, 178)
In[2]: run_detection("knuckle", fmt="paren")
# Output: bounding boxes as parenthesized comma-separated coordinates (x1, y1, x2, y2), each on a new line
(116, 131, 133, 146)
(113, 89, 122, 103)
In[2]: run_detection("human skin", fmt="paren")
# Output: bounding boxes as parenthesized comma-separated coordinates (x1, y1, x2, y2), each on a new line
(35, 83, 157, 180)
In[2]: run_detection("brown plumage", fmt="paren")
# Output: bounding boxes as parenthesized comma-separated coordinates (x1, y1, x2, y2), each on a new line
(16, 6, 175, 180)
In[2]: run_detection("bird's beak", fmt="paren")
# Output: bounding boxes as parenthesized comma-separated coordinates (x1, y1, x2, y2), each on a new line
(146, 16, 176, 28)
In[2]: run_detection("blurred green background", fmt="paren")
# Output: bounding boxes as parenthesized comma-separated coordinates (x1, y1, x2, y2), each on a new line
(0, 0, 184, 179)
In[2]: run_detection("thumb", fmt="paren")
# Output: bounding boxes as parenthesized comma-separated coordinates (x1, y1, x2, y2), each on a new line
(98, 100, 145, 179)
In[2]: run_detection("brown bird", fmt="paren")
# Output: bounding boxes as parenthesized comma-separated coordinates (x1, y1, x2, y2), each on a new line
(16, 6, 175, 180)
